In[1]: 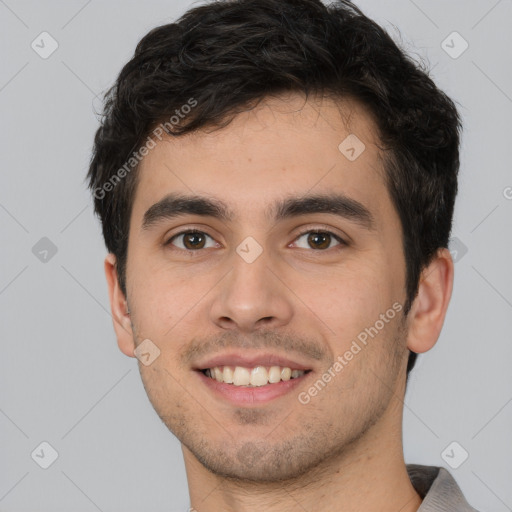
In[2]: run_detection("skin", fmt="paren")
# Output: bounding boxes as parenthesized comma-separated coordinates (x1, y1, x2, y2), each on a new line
(105, 93, 454, 512)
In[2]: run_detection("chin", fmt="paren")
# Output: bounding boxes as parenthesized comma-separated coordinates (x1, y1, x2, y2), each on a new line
(184, 436, 340, 483)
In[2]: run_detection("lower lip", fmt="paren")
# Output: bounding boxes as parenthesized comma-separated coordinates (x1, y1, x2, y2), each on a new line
(196, 371, 310, 406)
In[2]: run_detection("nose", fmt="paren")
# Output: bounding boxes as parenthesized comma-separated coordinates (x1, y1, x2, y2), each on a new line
(209, 249, 294, 333)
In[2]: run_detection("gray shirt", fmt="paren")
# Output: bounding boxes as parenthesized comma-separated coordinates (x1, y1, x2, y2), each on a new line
(407, 465, 480, 511)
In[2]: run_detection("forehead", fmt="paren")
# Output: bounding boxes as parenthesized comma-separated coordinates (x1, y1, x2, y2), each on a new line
(131, 93, 391, 227)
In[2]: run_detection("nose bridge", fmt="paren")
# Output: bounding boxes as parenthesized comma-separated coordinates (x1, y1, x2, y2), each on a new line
(209, 244, 294, 331)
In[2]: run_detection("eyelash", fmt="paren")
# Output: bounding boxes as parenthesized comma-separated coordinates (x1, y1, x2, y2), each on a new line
(165, 228, 347, 252)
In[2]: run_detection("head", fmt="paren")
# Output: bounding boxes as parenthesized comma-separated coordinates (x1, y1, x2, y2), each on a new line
(88, 0, 460, 482)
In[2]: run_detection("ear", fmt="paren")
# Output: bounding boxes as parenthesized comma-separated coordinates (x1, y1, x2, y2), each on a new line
(406, 248, 454, 354)
(104, 253, 136, 358)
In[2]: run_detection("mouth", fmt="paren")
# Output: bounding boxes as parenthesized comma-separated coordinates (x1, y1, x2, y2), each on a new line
(193, 353, 314, 405)
(201, 365, 311, 387)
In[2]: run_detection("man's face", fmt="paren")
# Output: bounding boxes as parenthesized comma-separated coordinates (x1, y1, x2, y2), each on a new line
(123, 94, 410, 481)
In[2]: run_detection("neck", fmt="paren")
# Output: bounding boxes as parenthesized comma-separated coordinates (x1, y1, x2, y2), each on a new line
(183, 398, 422, 512)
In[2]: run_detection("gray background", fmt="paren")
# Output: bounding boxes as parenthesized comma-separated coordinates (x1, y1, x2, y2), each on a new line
(1, 0, 511, 510)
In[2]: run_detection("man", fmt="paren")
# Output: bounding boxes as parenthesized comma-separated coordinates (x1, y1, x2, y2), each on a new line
(87, 0, 479, 510)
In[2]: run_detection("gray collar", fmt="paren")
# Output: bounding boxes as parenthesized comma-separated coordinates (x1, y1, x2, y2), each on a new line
(407, 464, 479, 511)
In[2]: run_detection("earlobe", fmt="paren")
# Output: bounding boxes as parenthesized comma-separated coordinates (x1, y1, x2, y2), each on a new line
(406, 248, 454, 354)
(104, 253, 136, 358)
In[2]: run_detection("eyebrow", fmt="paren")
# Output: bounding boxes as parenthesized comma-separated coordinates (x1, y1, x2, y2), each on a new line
(141, 192, 375, 231)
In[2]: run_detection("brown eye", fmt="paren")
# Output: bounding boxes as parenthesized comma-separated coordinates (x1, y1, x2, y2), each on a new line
(292, 230, 345, 250)
(183, 232, 206, 249)
(307, 232, 332, 250)
(167, 230, 216, 250)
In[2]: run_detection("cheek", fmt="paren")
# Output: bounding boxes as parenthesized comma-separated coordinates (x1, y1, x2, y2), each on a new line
(302, 261, 396, 340)
(307, 272, 405, 389)
(129, 259, 214, 335)
(138, 363, 187, 426)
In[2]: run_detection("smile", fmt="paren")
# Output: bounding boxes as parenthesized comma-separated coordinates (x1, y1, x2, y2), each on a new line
(202, 365, 310, 387)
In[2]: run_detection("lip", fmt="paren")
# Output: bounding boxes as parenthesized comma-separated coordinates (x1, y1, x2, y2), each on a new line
(196, 369, 312, 406)
(193, 351, 313, 372)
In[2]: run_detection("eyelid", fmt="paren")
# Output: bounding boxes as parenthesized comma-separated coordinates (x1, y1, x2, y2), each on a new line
(164, 224, 221, 241)
(291, 224, 349, 244)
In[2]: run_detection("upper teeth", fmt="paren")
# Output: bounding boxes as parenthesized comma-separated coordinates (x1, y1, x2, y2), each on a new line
(205, 366, 306, 387)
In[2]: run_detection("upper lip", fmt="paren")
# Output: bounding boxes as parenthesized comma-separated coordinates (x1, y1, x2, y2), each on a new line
(194, 351, 313, 371)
